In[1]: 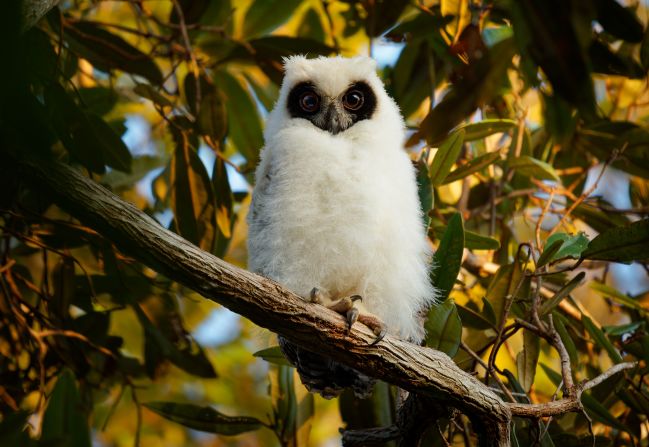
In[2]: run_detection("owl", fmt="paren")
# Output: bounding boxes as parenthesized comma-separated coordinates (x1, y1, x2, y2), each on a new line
(247, 55, 436, 398)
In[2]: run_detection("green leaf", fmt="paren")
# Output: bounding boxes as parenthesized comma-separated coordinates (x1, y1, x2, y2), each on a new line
(213, 70, 263, 163)
(481, 297, 497, 326)
(198, 87, 228, 144)
(456, 304, 496, 330)
(516, 329, 540, 393)
(133, 304, 217, 378)
(170, 123, 216, 252)
(582, 219, 649, 263)
(44, 83, 105, 174)
(603, 321, 644, 337)
(539, 272, 585, 316)
(242, 0, 304, 38)
(86, 113, 132, 173)
(253, 346, 291, 366)
(553, 312, 578, 367)
(595, 0, 643, 43)
(430, 213, 464, 301)
(51, 257, 75, 319)
(546, 232, 589, 261)
(581, 392, 631, 433)
(411, 38, 515, 145)
(486, 262, 523, 326)
(509, 1, 595, 114)
(212, 157, 234, 241)
(443, 151, 501, 184)
(77, 87, 118, 115)
(582, 316, 623, 364)
(144, 402, 263, 435)
(429, 129, 465, 186)
(456, 119, 516, 141)
(134, 84, 174, 108)
(432, 225, 499, 250)
(508, 156, 560, 181)
(271, 365, 314, 445)
(536, 239, 564, 268)
(64, 21, 163, 84)
(424, 299, 462, 357)
(417, 158, 433, 229)
(590, 282, 644, 312)
(641, 26, 649, 69)
(41, 370, 91, 447)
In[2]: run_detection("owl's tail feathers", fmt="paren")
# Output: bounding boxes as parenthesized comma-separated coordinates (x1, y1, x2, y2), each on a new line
(278, 336, 375, 399)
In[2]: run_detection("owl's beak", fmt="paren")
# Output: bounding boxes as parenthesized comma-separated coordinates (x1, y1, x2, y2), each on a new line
(323, 102, 350, 135)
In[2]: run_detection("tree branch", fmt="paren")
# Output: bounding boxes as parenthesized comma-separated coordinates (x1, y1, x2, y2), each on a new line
(12, 155, 639, 446)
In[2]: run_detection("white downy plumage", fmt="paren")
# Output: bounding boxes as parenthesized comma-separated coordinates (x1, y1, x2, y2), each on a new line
(248, 55, 436, 343)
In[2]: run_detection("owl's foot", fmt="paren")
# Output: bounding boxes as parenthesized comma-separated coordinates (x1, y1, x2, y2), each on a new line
(309, 288, 362, 330)
(309, 288, 385, 344)
(358, 314, 387, 346)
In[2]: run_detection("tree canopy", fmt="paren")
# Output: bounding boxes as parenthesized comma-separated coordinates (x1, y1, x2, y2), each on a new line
(1, 0, 649, 446)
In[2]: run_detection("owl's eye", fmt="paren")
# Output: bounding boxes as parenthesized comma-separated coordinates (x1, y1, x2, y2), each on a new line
(342, 90, 364, 111)
(299, 91, 320, 113)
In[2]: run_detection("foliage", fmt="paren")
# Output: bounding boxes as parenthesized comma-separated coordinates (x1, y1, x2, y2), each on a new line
(1, 0, 649, 446)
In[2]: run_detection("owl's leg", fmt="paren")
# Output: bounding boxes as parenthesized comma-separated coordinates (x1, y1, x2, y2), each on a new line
(309, 287, 361, 329)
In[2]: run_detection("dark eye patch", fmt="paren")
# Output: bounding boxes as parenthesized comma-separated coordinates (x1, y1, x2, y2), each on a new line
(287, 82, 321, 117)
(343, 81, 376, 122)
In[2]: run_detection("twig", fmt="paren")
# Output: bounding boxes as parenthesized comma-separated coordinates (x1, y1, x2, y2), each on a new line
(461, 341, 515, 403)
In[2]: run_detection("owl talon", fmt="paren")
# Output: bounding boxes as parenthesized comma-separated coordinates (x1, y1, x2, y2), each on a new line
(358, 314, 387, 346)
(369, 326, 387, 346)
(346, 307, 359, 330)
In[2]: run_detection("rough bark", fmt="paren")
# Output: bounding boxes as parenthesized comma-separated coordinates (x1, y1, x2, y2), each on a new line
(21, 0, 59, 31)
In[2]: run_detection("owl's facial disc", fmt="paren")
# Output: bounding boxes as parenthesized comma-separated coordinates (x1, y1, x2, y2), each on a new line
(287, 81, 377, 135)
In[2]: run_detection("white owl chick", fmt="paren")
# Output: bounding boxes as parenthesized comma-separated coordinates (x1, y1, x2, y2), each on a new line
(247, 55, 436, 397)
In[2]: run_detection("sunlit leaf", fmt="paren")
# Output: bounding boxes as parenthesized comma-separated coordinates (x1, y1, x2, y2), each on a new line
(508, 156, 560, 182)
(170, 122, 216, 251)
(253, 346, 291, 366)
(432, 225, 499, 250)
(411, 38, 515, 145)
(212, 157, 233, 240)
(425, 299, 462, 357)
(590, 282, 645, 312)
(429, 129, 465, 186)
(443, 151, 501, 184)
(516, 329, 539, 393)
(144, 402, 263, 434)
(539, 272, 585, 316)
(456, 119, 516, 141)
(242, 0, 304, 38)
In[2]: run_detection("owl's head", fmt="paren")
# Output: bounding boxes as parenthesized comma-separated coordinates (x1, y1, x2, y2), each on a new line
(266, 55, 401, 138)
